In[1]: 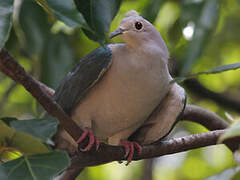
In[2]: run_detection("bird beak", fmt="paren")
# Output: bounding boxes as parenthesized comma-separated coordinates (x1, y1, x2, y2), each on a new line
(109, 28, 125, 39)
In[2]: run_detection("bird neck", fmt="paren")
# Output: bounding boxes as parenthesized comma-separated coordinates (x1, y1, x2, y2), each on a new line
(126, 42, 169, 66)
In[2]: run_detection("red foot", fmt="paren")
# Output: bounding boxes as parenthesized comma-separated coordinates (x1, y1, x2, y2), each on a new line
(120, 140, 142, 165)
(77, 127, 100, 151)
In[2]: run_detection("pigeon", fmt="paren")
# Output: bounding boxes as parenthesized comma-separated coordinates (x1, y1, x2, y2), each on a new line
(53, 10, 186, 165)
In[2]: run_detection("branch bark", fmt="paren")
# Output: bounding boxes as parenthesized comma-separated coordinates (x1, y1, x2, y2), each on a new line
(69, 130, 234, 167)
(0, 48, 83, 142)
(182, 104, 229, 130)
(60, 104, 232, 180)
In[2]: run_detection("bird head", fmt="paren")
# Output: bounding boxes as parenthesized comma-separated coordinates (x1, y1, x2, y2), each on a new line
(110, 10, 169, 61)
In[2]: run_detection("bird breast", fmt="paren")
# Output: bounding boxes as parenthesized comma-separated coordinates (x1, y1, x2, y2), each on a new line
(71, 44, 171, 140)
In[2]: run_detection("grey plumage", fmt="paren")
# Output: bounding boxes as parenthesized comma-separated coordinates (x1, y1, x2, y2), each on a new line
(53, 10, 186, 153)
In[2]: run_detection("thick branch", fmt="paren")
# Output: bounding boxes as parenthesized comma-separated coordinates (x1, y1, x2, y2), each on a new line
(66, 108, 231, 169)
(61, 130, 236, 180)
(0, 48, 83, 142)
(68, 130, 232, 168)
(182, 104, 229, 130)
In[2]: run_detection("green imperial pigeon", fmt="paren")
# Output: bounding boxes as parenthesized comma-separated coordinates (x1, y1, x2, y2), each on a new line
(54, 10, 186, 165)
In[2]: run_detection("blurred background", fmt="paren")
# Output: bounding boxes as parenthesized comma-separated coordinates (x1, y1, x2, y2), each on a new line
(1, 0, 240, 179)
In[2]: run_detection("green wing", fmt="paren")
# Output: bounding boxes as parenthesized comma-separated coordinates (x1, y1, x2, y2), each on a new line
(53, 46, 112, 115)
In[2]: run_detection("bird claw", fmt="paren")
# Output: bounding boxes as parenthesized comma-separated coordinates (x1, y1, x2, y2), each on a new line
(120, 140, 142, 166)
(77, 127, 99, 151)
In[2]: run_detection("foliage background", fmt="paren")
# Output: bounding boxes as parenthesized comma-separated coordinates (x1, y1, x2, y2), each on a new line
(1, 0, 240, 179)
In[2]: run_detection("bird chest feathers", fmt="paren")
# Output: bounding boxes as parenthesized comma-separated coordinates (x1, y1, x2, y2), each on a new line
(109, 43, 171, 104)
(71, 44, 172, 140)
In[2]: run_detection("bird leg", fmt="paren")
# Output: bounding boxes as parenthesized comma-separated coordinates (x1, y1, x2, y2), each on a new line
(119, 140, 142, 165)
(77, 127, 100, 151)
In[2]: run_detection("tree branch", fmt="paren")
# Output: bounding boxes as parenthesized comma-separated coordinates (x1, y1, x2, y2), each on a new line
(60, 104, 232, 180)
(182, 104, 229, 130)
(59, 130, 232, 180)
(69, 130, 235, 168)
(0, 48, 83, 142)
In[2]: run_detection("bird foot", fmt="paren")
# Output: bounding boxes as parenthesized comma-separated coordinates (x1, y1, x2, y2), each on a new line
(119, 140, 142, 165)
(77, 127, 100, 151)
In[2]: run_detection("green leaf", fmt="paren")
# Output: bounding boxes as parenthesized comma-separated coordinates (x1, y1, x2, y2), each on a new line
(33, 0, 55, 21)
(0, 0, 14, 49)
(142, 0, 166, 23)
(198, 62, 240, 75)
(170, 77, 187, 84)
(179, 0, 220, 75)
(218, 121, 240, 143)
(0, 121, 49, 155)
(0, 167, 7, 180)
(46, 0, 89, 29)
(5, 118, 58, 145)
(1, 117, 17, 126)
(40, 33, 74, 88)
(0, 151, 70, 180)
(172, 62, 240, 83)
(74, 0, 121, 43)
(168, 18, 183, 47)
(18, 1, 51, 55)
(1, 149, 22, 162)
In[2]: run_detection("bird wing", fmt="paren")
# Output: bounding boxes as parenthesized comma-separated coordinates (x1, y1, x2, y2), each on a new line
(53, 46, 112, 115)
(129, 83, 186, 145)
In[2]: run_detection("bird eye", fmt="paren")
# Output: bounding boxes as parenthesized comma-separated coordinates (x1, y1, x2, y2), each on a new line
(135, 22, 143, 30)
